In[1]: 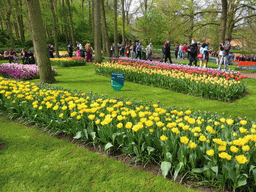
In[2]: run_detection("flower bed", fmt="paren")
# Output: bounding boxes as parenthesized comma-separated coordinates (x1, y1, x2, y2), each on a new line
(233, 61, 256, 67)
(94, 61, 247, 102)
(50, 57, 86, 67)
(0, 63, 57, 80)
(109, 57, 239, 74)
(0, 77, 255, 191)
(233, 61, 256, 71)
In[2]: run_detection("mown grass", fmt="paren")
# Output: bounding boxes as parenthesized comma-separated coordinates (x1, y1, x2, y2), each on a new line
(0, 115, 197, 192)
(27, 64, 256, 119)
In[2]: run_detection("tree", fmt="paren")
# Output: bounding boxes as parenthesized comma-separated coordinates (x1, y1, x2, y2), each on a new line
(220, 0, 228, 44)
(6, 0, 14, 49)
(66, 0, 75, 46)
(94, 0, 102, 63)
(26, 0, 56, 83)
(113, 0, 119, 57)
(49, 0, 59, 57)
(101, 0, 111, 57)
(62, 0, 69, 43)
(121, 0, 125, 44)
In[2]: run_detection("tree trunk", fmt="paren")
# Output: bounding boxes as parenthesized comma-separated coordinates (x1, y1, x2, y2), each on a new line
(94, 0, 102, 63)
(62, 0, 69, 43)
(101, 0, 110, 57)
(0, 18, 3, 31)
(66, 0, 75, 46)
(126, 11, 129, 25)
(13, 20, 20, 40)
(189, 13, 194, 44)
(81, 0, 85, 20)
(121, 0, 125, 45)
(92, 0, 95, 40)
(26, 0, 56, 83)
(113, 0, 119, 57)
(18, 13, 25, 42)
(89, 0, 92, 33)
(6, 0, 14, 49)
(145, 0, 147, 12)
(14, 0, 25, 42)
(102, 24, 106, 56)
(49, 0, 59, 58)
(220, 0, 228, 44)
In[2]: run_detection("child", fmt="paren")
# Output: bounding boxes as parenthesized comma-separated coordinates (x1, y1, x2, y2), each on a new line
(76, 47, 80, 57)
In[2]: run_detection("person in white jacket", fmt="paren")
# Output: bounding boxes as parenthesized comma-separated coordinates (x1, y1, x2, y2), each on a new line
(146, 43, 153, 60)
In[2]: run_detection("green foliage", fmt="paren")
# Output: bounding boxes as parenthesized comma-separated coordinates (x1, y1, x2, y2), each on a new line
(0, 116, 196, 192)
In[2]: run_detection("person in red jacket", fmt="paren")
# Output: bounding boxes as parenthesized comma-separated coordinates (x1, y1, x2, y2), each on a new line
(182, 44, 187, 59)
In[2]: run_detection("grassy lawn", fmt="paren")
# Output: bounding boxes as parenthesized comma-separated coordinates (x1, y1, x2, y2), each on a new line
(27, 64, 256, 119)
(0, 115, 197, 192)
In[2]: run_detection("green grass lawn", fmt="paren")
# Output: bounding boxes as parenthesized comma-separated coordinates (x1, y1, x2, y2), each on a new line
(0, 115, 198, 192)
(27, 64, 256, 119)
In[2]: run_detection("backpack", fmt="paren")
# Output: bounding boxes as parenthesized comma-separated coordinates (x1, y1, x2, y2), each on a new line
(162, 46, 166, 54)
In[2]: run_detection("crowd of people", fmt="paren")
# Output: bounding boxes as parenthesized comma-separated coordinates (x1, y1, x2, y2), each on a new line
(67, 41, 93, 62)
(1, 37, 239, 72)
(3, 48, 35, 64)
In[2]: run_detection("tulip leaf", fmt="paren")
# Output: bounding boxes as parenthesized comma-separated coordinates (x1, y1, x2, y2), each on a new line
(174, 162, 184, 181)
(237, 174, 248, 188)
(73, 131, 82, 139)
(133, 145, 139, 156)
(223, 164, 236, 182)
(104, 142, 113, 151)
(161, 161, 172, 178)
(211, 166, 218, 175)
(147, 146, 155, 155)
(90, 132, 96, 141)
(249, 165, 256, 173)
(83, 129, 88, 140)
(166, 152, 172, 162)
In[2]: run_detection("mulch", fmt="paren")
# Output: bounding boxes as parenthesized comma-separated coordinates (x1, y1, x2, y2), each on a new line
(240, 72, 256, 79)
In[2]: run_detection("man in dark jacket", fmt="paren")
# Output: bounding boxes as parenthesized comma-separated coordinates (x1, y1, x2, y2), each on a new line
(187, 43, 197, 66)
(68, 42, 73, 57)
(164, 39, 172, 63)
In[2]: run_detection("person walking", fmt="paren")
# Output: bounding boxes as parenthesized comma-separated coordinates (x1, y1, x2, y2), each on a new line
(146, 43, 153, 60)
(125, 44, 131, 57)
(218, 39, 231, 71)
(130, 42, 134, 58)
(178, 44, 183, 58)
(76, 41, 83, 50)
(132, 42, 138, 59)
(136, 43, 142, 59)
(28, 51, 35, 64)
(174, 44, 179, 59)
(4, 48, 10, 61)
(187, 43, 197, 66)
(85, 41, 93, 62)
(21, 48, 28, 64)
(161, 45, 165, 61)
(110, 44, 114, 56)
(199, 43, 208, 68)
(182, 44, 188, 59)
(76, 47, 81, 57)
(68, 42, 73, 57)
(164, 39, 172, 63)
(216, 47, 224, 65)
